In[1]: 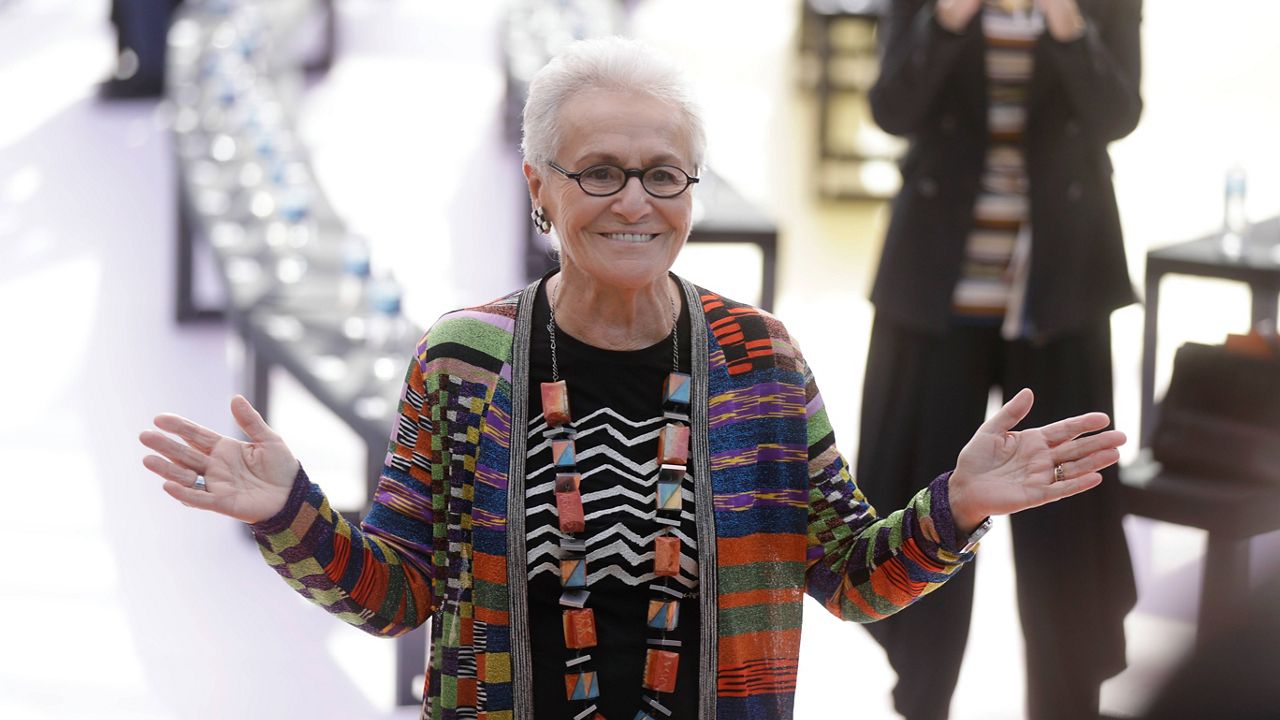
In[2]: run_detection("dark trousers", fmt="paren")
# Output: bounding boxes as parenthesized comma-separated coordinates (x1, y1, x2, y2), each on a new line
(857, 316, 1136, 720)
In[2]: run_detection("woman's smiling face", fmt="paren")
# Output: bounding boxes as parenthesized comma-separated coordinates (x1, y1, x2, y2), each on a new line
(526, 88, 695, 292)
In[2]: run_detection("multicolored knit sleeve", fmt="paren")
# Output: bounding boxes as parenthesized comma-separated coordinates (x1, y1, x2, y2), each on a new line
(249, 339, 441, 637)
(802, 360, 972, 622)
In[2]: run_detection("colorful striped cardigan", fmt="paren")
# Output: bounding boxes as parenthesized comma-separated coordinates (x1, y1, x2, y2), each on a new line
(250, 277, 973, 720)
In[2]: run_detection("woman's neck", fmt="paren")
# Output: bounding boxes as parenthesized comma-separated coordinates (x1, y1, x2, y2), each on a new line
(548, 269, 679, 351)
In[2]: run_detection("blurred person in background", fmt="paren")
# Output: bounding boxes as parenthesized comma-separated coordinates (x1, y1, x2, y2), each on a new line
(140, 37, 1127, 720)
(857, 0, 1143, 718)
(100, 0, 184, 99)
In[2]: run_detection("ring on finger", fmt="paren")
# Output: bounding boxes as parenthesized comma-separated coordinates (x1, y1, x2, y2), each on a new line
(1053, 464, 1066, 483)
(194, 473, 209, 492)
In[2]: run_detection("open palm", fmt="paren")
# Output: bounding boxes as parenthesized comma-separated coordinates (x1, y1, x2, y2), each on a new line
(948, 388, 1125, 532)
(140, 395, 298, 524)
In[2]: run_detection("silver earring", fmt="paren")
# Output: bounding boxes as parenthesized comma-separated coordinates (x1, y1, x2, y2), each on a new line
(531, 206, 552, 234)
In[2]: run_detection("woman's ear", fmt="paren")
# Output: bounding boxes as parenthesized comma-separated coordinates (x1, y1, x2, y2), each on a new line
(523, 161, 544, 207)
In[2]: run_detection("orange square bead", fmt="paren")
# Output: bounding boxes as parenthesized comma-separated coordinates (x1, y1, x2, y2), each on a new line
(556, 488, 585, 534)
(653, 535, 681, 577)
(562, 608, 598, 649)
(642, 649, 679, 693)
(541, 380, 571, 427)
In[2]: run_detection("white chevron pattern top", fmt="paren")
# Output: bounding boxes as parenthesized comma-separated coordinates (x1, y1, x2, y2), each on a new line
(525, 406, 698, 589)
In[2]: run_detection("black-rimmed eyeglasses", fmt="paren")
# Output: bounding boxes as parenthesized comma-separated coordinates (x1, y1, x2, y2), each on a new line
(547, 161, 699, 199)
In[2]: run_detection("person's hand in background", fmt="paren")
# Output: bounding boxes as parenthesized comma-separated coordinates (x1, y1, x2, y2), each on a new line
(935, 0, 984, 33)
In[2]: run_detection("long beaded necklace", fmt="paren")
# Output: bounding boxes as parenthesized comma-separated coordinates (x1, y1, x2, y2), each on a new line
(541, 278, 693, 720)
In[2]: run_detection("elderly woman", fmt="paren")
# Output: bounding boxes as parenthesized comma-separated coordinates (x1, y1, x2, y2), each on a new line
(139, 38, 1125, 720)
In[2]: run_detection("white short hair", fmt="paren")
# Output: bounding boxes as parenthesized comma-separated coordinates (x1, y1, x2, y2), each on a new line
(520, 37, 707, 171)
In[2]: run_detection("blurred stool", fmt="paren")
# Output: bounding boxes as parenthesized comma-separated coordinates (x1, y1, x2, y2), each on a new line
(1121, 456, 1280, 648)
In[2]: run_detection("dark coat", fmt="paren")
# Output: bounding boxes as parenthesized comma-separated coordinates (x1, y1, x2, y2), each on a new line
(868, 0, 1143, 340)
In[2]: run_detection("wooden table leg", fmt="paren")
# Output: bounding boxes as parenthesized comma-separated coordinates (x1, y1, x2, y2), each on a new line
(1139, 264, 1161, 447)
(1198, 533, 1250, 649)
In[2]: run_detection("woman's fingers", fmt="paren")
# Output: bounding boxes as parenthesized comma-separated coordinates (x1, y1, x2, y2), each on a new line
(139, 429, 209, 473)
(1054, 447, 1122, 482)
(1041, 411, 1112, 446)
(230, 395, 277, 444)
(1050, 429, 1126, 466)
(153, 414, 223, 454)
(162, 479, 221, 510)
(1041, 471, 1105, 503)
(143, 454, 203, 489)
(979, 387, 1035, 435)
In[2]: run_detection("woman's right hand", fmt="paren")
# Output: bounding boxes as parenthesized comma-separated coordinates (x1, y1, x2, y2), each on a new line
(140, 395, 299, 524)
(935, 0, 983, 33)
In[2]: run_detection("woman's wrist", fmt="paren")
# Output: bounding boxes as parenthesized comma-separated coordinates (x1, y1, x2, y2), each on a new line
(249, 463, 309, 532)
(946, 471, 986, 536)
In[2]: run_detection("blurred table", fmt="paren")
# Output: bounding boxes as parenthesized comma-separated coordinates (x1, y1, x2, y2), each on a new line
(1124, 215, 1280, 650)
(1139, 216, 1280, 447)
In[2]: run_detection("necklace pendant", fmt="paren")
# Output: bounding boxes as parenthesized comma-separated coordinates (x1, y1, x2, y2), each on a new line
(563, 608, 599, 649)
(662, 372, 691, 407)
(656, 465, 684, 513)
(552, 438, 577, 467)
(653, 536, 681, 577)
(565, 670, 600, 701)
(556, 490, 586, 534)
(647, 599, 680, 631)
(541, 380, 572, 427)
(656, 424, 690, 466)
(642, 649, 679, 694)
(561, 555, 588, 588)
(556, 473, 585, 534)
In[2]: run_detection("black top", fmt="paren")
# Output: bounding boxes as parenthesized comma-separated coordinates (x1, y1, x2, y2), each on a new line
(525, 279, 700, 719)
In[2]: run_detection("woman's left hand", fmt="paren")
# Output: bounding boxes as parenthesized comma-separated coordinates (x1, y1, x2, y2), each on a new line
(1034, 0, 1087, 42)
(947, 388, 1125, 534)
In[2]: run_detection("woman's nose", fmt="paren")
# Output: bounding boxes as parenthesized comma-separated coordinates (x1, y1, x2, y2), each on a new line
(610, 177, 652, 221)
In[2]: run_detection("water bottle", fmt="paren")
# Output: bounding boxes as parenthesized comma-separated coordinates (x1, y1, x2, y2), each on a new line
(366, 274, 409, 380)
(339, 234, 371, 315)
(1221, 165, 1248, 259)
